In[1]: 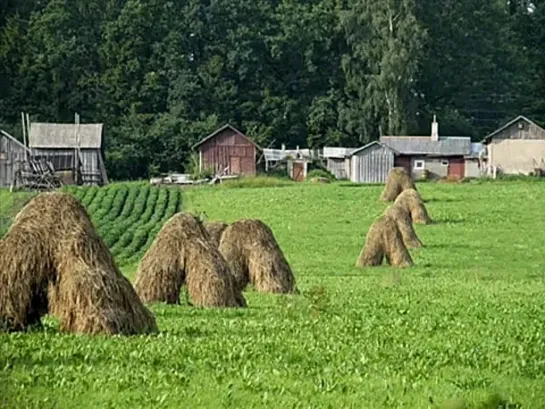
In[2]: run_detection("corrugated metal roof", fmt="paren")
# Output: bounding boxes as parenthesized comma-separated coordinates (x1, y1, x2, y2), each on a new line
(28, 123, 103, 149)
(323, 147, 357, 158)
(380, 136, 471, 156)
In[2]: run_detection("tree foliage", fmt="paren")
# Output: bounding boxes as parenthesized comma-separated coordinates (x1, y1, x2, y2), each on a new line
(0, 0, 543, 179)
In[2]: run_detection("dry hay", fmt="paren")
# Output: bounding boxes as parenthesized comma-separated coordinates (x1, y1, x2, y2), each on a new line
(218, 219, 298, 294)
(356, 215, 413, 268)
(383, 204, 423, 248)
(134, 213, 245, 308)
(394, 188, 432, 224)
(0, 192, 157, 335)
(380, 167, 416, 202)
(203, 221, 229, 248)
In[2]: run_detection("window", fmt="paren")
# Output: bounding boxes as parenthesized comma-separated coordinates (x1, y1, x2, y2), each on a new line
(414, 160, 425, 170)
(0, 152, 6, 160)
(441, 160, 449, 166)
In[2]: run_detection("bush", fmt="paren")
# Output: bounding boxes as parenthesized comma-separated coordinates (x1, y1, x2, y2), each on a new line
(306, 169, 336, 182)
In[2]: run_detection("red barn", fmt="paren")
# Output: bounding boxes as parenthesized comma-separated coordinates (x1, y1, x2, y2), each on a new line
(193, 124, 260, 176)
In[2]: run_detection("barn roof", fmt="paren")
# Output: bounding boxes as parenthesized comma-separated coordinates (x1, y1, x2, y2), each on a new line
(323, 147, 358, 158)
(347, 141, 398, 157)
(0, 129, 31, 153)
(380, 136, 471, 156)
(28, 123, 103, 149)
(482, 115, 545, 144)
(192, 124, 261, 150)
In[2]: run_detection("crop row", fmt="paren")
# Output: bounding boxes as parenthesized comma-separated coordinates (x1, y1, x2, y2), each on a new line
(115, 188, 171, 264)
(126, 188, 182, 264)
(92, 186, 128, 230)
(98, 184, 140, 242)
(109, 186, 159, 256)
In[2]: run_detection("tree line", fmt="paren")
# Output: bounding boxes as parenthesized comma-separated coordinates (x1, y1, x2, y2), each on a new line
(1, 0, 543, 180)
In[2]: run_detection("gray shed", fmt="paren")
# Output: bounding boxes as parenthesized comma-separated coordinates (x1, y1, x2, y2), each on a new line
(0, 130, 31, 188)
(28, 122, 108, 186)
(347, 141, 396, 183)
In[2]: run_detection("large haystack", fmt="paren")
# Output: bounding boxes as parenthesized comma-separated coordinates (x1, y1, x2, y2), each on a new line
(134, 213, 245, 308)
(383, 204, 423, 248)
(394, 188, 432, 224)
(218, 219, 297, 294)
(0, 192, 157, 335)
(380, 167, 416, 201)
(203, 221, 228, 248)
(356, 215, 413, 268)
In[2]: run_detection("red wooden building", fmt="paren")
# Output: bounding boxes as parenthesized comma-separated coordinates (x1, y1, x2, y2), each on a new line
(193, 124, 260, 176)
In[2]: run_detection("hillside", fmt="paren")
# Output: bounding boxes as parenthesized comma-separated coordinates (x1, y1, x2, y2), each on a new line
(2, 180, 545, 408)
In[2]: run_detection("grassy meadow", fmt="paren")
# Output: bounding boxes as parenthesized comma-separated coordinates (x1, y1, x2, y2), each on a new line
(1, 179, 545, 408)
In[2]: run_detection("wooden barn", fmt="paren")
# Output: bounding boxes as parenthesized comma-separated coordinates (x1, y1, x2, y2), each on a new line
(193, 124, 260, 176)
(0, 130, 31, 188)
(347, 141, 396, 183)
(482, 116, 545, 176)
(28, 122, 108, 186)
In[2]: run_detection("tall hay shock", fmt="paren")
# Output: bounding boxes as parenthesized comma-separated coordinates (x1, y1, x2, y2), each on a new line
(356, 215, 413, 268)
(203, 221, 228, 248)
(218, 219, 298, 294)
(0, 192, 157, 335)
(394, 188, 432, 224)
(383, 204, 423, 248)
(134, 213, 245, 308)
(380, 167, 416, 202)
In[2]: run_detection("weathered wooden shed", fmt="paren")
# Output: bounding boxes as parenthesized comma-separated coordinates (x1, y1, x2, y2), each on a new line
(0, 130, 31, 188)
(482, 115, 545, 176)
(323, 147, 356, 179)
(347, 141, 396, 183)
(28, 122, 108, 186)
(193, 124, 260, 176)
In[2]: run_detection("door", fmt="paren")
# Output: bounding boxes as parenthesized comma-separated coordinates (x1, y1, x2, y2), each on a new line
(448, 157, 465, 178)
(292, 162, 305, 181)
(230, 156, 241, 175)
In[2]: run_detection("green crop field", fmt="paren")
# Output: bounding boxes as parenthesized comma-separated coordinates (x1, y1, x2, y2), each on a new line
(1, 179, 545, 408)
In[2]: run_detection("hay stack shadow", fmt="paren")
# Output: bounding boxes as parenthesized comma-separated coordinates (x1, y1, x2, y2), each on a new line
(203, 221, 229, 248)
(356, 215, 413, 268)
(383, 204, 423, 248)
(218, 219, 298, 294)
(380, 167, 416, 202)
(0, 192, 157, 335)
(394, 188, 432, 224)
(134, 213, 245, 308)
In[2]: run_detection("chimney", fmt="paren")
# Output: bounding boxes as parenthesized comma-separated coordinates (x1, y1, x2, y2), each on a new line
(431, 115, 439, 141)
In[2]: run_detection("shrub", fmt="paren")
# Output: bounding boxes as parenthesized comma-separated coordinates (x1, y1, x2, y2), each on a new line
(306, 169, 336, 182)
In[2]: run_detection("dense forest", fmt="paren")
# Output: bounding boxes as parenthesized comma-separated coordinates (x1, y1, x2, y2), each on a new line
(1, 0, 544, 179)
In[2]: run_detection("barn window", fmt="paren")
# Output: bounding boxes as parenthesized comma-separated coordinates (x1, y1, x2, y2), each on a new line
(414, 160, 425, 170)
(441, 160, 449, 166)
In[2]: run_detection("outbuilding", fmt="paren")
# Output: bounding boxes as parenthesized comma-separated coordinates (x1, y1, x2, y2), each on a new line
(193, 124, 260, 176)
(482, 115, 545, 176)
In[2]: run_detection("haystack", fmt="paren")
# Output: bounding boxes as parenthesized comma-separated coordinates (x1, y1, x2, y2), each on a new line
(380, 167, 416, 201)
(356, 215, 413, 268)
(383, 204, 423, 248)
(134, 213, 245, 308)
(203, 221, 228, 248)
(394, 188, 432, 224)
(218, 219, 297, 294)
(0, 192, 157, 335)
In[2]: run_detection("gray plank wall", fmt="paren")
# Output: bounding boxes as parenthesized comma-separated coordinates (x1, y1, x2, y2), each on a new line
(0, 136, 26, 188)
(350, 145, 394, 183)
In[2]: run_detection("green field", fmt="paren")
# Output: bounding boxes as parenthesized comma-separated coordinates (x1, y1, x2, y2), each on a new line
(1, 179, 545, 408)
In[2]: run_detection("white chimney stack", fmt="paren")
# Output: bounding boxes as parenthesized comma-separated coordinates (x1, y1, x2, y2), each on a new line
(431, 115, 439, 141)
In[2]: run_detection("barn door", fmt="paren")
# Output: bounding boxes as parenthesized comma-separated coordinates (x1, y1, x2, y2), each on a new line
(230, 156, 241, 174)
